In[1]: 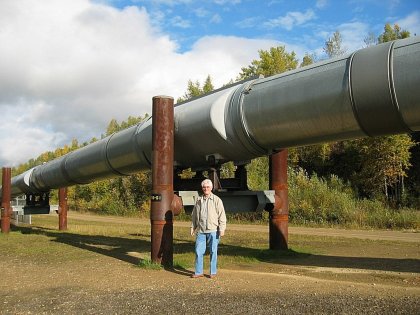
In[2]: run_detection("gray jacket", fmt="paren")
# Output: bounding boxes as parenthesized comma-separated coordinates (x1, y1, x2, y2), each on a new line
(191, 193, 226, 233)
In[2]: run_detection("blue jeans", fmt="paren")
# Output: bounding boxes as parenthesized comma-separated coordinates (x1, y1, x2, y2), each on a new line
(194, 232, 219, 275)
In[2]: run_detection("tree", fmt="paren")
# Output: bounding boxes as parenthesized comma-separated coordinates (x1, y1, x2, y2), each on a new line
(363, 31, 377, 47)
(378, 23, 410, 43)
(177, 75, 215, 103)
(300, 53, 315, 67)
(237, 46, 298, 80)
(202, 75, 214, 94)
(106, 119, 120, 136)
(406, 132, 420, 207)
(323, 30, 346, 58)
(351, 135, 414, 202)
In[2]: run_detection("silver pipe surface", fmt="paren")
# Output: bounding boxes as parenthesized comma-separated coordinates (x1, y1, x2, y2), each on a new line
(4, 37, 420, 197)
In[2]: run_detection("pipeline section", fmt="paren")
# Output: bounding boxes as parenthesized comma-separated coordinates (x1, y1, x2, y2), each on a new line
(4, 37, 420, 197)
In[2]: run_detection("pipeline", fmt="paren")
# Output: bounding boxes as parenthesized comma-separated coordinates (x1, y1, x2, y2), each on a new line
(3, 37, 420, 197)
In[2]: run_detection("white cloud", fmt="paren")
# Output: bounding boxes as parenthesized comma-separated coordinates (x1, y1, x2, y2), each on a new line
(337, 21, 370, 53)
(235, 17, 259, 29)
(316, 0, 328, 9)
(194, 7, 209, 18)
(0, 0, 278, 167)
(171, 15, 191, 28)
(397, 11, 420, 36)
(210, 14, 222, 24)
(264, 9, 316, 30)
(214, 0, 241, 5)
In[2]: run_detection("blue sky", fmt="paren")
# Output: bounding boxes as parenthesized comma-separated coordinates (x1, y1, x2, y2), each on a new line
(0, 0, 419, 166)
(107, 0, 419, 54)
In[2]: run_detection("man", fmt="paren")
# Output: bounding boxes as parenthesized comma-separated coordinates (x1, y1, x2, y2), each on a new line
(190, 179, 226, 279)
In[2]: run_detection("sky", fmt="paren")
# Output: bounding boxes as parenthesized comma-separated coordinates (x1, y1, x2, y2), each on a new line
(0, 0, 419, 167)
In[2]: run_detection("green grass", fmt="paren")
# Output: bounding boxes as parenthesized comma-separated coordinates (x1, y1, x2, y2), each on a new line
(2, 214, 418, 274)
(137, 259, 163, 270)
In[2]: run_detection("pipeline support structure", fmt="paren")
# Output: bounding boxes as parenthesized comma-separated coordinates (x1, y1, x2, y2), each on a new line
(58, 187, 68, 231)
(1, 167, 12, 233)
(150, 96, 182, 265)
(1, 37, 420, 252)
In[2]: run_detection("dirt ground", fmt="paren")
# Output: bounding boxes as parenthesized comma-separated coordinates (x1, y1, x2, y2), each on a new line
(0, 213, 419, 314)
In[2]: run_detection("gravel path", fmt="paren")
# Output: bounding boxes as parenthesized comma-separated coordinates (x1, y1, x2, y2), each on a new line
(1, 212, 418, 314)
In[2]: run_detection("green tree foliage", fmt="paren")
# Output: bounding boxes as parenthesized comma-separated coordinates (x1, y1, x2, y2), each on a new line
(246, 157, 269, 190)
(202, 75, 214, 93)
(106, 115, 146, 136)
(378, 23, 410, 43)
(350, 135, 414, 201)
(323, 30, 346, 58)
(177, 75, 214, 103)
(237, 46, 298, 80)
(106, 119, 120, 136)
(406, 132, 420, 207)
(288, 167, 418, 229)
(300, 53, 315, 67)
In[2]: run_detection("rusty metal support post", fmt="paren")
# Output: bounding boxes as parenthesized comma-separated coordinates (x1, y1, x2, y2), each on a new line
(269, 150, 289, 250)
(150, 96, 175, 266)
(1, 167, 12, 233)
(58, 187, 68, 230)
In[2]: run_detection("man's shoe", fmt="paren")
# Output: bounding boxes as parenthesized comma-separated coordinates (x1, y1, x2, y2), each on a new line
(209, 274, 216, 279)
(191, 274, 204, 278)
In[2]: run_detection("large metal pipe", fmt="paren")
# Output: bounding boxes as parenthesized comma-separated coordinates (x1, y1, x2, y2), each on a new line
(3, 37, 420, 197)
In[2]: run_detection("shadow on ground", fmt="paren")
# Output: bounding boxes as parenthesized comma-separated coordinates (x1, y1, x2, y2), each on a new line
(12, 225, 420, 274)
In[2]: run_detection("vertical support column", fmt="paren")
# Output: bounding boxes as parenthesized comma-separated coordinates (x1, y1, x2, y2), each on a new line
(269, 150, 289, 250)
(58, 187, 68, 231)
(1, 167, 12, 234)
(209, 168, 221, 190)
(150, 96, 174, 266)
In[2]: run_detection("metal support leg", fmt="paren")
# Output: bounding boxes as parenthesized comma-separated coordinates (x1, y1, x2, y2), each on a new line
(150, 96, 175, 266)
(1, 167, 12, 233)
(269, 150, 289, 250)
(58, 187, 68, 231)
(209, 168, 221, 190)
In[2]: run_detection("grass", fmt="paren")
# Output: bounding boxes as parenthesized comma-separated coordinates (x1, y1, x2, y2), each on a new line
(137, 259, 163, 270)
(1, 213, 418, 275)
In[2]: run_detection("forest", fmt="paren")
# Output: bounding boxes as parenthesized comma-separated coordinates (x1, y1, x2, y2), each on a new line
(5, 23, 419, 230)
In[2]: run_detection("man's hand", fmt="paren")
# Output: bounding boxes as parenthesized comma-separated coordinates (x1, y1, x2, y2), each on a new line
(190, 227, 195, 236)
(219, 230, 225, 237)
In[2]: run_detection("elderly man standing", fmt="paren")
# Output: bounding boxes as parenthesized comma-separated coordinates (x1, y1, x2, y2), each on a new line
(190, 179, 227, 279)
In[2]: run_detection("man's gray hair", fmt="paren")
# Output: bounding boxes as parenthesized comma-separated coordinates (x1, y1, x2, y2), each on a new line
(201, 179, 213, 188)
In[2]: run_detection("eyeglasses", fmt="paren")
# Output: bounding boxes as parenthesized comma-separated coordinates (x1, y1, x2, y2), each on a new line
(202, 186, 212, 189)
